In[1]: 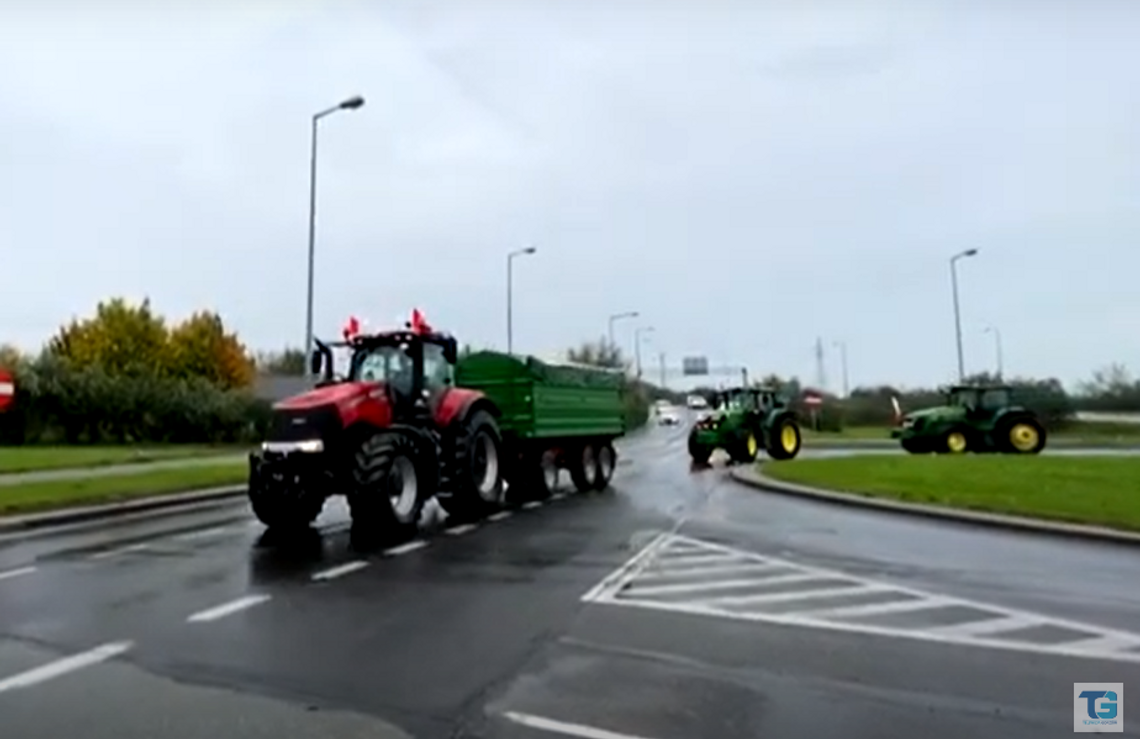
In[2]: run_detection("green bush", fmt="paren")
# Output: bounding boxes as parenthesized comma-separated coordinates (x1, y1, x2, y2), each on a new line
(0, 355, 270, 445)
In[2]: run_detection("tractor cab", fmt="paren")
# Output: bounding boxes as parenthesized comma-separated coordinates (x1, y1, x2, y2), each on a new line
(945, 385, 1019, 420)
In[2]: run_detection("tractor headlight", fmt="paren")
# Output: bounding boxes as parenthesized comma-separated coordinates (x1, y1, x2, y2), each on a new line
(262, 439, 324, 454)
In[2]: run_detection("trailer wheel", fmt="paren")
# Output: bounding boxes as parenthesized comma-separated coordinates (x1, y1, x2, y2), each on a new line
(593, 443, 616, 490)
(569, 444, 599, 493)
(438, 410, 505, 519)
(347, 432, 429, 541)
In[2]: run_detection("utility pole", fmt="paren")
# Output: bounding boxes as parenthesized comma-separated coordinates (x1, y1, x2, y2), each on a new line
(833, 340, 849, 398)
(659, 353, 666, 389)
(814, 337, 826, 391)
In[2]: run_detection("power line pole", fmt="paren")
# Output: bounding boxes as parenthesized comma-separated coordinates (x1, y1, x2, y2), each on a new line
(814, 337, 826, 391)
(659, 353, 666, 389)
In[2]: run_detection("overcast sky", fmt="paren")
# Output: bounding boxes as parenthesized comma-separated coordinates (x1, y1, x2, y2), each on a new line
(2, 0, 1138, 391)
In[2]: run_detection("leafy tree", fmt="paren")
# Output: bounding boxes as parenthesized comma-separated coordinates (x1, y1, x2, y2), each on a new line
(48, 298, 169, 376)
(167, 311, 255, 390)
(256, 347, 307, 376)
(567, 339, 626, 369)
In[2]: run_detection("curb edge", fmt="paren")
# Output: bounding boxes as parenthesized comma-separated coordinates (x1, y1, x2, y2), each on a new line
(0, 485, 248, 533)
(729, 466, 1140, 547)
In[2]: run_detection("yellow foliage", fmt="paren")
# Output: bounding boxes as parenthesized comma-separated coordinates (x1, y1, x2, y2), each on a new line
(167, 311, 255, 390)
(47, 298, 254, 389)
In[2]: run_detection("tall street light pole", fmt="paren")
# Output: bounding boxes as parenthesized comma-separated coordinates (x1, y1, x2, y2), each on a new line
(984, 325, 1003, 380)
(305, 95, 365, 380)
(608, 311, 639, 353)
(949, 248, 979, 382)
(832, 340, 849, 398)
(506, 246, 537, 354)
(634, 326, 655, 380)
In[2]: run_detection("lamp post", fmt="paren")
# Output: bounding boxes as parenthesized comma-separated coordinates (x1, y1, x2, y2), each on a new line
(950, 248, 979, 382)
(634, 326, 655, 379)
(833, 340, 849, 398)
(984, 325, 1003, 380)
(506, 246, 537, 354)
(608, 311, 639, 353)
(304, 95, 365, 379)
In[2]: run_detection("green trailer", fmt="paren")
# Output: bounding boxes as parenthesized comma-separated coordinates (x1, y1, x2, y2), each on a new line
(456, 351, 626, 498)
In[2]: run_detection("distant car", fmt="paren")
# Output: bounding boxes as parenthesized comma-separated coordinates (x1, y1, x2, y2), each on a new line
(657, 406, 681, 426)
(686, 394, 708, 410)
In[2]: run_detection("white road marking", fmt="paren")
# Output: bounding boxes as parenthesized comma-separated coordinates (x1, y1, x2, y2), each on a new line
(89, 542, 151, 560)
(488, 511, 512, 522)
(522, 501, 544, 510)
(551, 493, 568, 501)
(583, 533, 1140, 663)
(503, 711, 658, 739)
(186, 594, 271, 623)
(0, 566, 36, 582)
(311, 560, 369, 581)
(174, 526, 229, 541)
(446, 523, 479, 536)
(384, 540, 428, 556)
(0, 641, 133, 694)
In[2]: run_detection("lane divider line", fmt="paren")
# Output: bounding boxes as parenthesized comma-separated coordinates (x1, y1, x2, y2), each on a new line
(503, 711, 658, 739)
(174, 526, 229, 541)
(384, 540, 429, 556)
(446, 523, 479, 536)
(522, 501, 544, 510)
(186, 594, 271, 623)
(0, 566, 36, 582)
(311, 560, 369, 582)
(488, 511, 512, 522)
(0, 641, 134, 694)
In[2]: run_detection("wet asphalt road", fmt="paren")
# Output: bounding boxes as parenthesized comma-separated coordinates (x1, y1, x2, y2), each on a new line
(1, 422, 1139, 738)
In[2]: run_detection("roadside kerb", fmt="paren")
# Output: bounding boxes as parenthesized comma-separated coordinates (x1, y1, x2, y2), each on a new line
(0, 485, 247, 534)
(730, 465, 1140, 547)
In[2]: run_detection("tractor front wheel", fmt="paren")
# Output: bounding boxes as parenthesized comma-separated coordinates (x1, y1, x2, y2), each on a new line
(347, 432, 431, 541)
(729, 430, 760, 464)
(940, 428, 971, 454)
(1001, 417, 1047, 454)
(688, 431, 711, 465)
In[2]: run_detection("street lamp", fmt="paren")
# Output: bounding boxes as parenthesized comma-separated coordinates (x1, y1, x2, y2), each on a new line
(506, 246, 537, 354)
(949, 248, 979, 382)
(608, 311, 639, 351)
(832, 340, 849, 398)
(984, 325, 1003, 380)
(634, 326, 655, 379)
(304, 95, 366, 380)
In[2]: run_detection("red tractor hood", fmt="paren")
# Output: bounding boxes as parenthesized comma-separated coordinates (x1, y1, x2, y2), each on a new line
(273, 381, 383, 411)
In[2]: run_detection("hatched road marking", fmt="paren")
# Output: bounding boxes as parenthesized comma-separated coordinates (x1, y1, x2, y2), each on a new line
(583, 533, 1140, 663)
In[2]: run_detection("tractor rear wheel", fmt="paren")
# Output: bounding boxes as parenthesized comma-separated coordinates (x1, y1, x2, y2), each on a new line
(438, 410, 506, 519)
(765, 418, 802, 461)
(347, 432, 429, 541)
(1000, 417, 1047, 454)
(569, 444, 600, 493)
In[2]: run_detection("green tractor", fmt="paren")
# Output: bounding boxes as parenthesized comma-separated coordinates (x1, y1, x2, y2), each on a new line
(891, 384, 1047, 455)
(688, 386, 802, 465)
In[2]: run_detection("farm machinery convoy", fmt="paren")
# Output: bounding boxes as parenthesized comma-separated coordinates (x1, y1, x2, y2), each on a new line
(248, 311, 626, 537)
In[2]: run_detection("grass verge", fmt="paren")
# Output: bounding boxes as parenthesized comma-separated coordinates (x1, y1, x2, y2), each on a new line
(762, 455, 1140, 532)
(0, 463, 248, 516)
(0, 445, 250, 474)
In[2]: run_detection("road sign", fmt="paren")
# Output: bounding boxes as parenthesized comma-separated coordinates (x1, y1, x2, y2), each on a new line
(681, 356, 708, 376)
(0, 370, 14, 413)
(803, 392, 823, 406)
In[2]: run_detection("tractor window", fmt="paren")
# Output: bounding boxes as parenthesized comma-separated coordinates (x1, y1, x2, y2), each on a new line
(422, 343, 453, 390)
(980, 389, 1010, 409)
(350, 345, 415, 393)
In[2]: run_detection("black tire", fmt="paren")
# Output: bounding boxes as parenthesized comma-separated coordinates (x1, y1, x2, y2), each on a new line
(438, 410, 505, 518)
(248, 461, 324, 530)
(507, 450, 559, 504)
(688, 431, 711, 465)
(938, 427, 971, 454)
(765, 416, 802, 461)
(999, 416, 1047, 454)
(568, 444, 599, 493)
(347, 432, 429, 540)
(900, 437, 930, 454)
(593, 442, 616, 490)
(729, 428, 761, 464)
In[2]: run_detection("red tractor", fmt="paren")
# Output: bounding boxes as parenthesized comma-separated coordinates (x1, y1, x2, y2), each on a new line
(248, 312, 505, 538)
